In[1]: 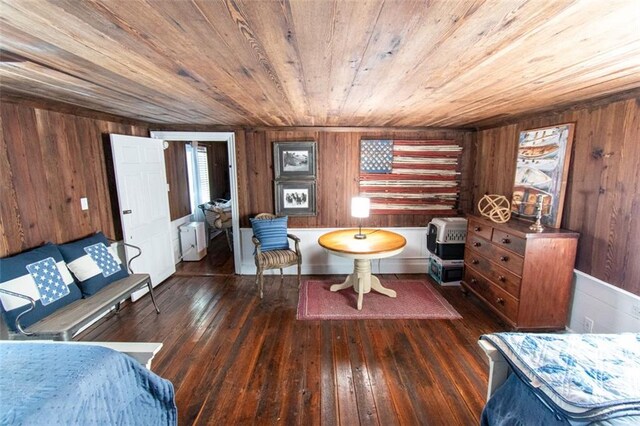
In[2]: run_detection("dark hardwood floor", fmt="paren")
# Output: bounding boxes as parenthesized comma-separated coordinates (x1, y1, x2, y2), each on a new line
(79, 270, 507, 425)
(175, 232, 234, 276)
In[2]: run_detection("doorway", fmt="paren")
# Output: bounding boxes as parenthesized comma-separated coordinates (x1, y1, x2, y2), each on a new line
(149, 131, 240, 274)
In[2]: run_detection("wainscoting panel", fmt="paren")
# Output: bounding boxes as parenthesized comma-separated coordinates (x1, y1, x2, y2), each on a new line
(238, 227, 430, 276)
(568, 270, 640, 333)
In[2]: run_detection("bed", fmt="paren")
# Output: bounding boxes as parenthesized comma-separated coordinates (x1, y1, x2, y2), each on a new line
(479, 333, 640, 425)
(0, 341, 177, 425)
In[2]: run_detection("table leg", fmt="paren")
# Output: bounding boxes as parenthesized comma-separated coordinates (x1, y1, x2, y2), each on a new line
(330, 274, 357, 292)
(330, 258, 396, 309)
(370, 275, 397, 298)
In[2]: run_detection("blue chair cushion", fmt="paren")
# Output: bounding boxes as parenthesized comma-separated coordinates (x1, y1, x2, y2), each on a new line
(0, 243, 82, 331)
(250, 216, 290, 252)
(58, 232, 129, 297)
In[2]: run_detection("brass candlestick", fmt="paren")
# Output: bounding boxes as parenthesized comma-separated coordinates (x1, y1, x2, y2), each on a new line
(529, 195, 547, 232)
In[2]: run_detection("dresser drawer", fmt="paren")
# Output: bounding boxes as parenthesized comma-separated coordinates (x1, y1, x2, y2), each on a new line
(468, 218, 493, 240)
(464, 269, 518, 323)
(466, 234, 524, 276)
(492, 229, 526, 256)
(464, 248, 521, 298)
(466, 233, 492, 254)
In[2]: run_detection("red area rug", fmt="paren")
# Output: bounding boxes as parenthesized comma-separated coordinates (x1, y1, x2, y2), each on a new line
(297, 280, 461, 320)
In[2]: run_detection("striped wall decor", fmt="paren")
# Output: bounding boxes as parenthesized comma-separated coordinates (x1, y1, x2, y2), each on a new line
(359, 139, 463, 215)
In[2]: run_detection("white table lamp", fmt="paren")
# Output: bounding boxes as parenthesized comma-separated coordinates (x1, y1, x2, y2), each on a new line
(351, 197, 370, 239)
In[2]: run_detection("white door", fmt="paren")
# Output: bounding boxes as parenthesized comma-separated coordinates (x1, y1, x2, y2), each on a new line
(110, 134, 175, 300)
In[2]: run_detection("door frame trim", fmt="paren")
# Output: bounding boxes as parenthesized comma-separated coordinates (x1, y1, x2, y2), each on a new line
(149, 131, 240, 274)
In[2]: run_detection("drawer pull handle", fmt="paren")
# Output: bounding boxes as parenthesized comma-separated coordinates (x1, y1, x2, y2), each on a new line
(498, 275, 506, 282)
(496, 298, 505, 306)
(500, 256, 509, 262)
(473, 242, 481, 247)
(471, 259, 479, 265)
(474, 227, 481, 232)
(470, 278, 477, 284)
(501, 238, 510, 244)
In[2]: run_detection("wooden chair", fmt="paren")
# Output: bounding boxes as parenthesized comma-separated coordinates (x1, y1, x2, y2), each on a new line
(199, 203, 233, 251)
(251, 213, 301, 299)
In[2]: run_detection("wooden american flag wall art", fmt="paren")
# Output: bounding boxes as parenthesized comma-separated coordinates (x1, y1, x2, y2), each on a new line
(359, 139, 463, 215)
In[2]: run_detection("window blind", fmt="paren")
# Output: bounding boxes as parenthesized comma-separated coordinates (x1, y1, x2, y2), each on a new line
(196, 146, 211, 203)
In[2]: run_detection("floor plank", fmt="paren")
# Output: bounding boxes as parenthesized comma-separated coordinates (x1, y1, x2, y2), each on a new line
(175, 233, 234, 276)
(78, 271, 507, 424)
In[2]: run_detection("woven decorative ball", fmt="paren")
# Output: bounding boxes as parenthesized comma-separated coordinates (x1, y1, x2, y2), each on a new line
(478, 194, 511, 223)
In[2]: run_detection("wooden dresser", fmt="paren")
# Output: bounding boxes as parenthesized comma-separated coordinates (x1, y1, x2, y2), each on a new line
(462, 214, 579, 330)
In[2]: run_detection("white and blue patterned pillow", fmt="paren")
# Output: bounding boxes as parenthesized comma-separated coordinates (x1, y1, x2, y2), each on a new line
(58, 232, 129, 297)
(0, 243, 82, 331)
(250, 216, 290, 252)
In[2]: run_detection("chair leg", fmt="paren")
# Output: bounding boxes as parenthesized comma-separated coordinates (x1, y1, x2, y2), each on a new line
(280, 268, 284, 287)
(297, 261, 301, 290)
(147, 280, 161, 314)
(257, 268, 264, 299)
(115, 301, 121, 313)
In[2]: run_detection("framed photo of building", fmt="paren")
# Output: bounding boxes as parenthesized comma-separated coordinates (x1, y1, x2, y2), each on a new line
(273, 141, 317, 180)
(511, 123, 575, 228)
(275, 180, 317, 216)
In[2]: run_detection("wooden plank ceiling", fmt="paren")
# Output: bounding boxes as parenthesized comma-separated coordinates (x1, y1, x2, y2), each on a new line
(1, 0, 639, 127)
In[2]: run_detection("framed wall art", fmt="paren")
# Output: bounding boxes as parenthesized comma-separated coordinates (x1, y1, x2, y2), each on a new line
(358, 139, 463, 214)
(275, 180, 317, 216)
(511, 123, 575, 228)
(273, 141, 316, 180)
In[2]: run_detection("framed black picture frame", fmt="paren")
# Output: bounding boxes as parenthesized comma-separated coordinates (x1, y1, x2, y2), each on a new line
(273, 141, 317, 180)
(275, 180, 317, 216)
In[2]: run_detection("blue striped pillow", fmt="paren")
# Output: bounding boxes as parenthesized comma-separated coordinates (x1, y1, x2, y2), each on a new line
(250, 216, 289, 252)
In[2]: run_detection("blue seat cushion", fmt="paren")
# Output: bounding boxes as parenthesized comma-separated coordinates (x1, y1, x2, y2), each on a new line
(0, 243, 82, 331)
(250, 216, 290, 252)
(58, 232, 129, 297)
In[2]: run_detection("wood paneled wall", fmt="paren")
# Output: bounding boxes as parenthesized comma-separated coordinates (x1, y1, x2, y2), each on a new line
(0, 102, 148, 256)
(205, 142, 230, 200)
(164, 141, 191, 221)
(474, 96, 640, 295)
(6, 94, 636, 296)
(236, 128, 475, 228)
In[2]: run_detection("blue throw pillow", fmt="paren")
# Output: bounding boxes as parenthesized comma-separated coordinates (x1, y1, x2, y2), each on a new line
(0, 243, 82, 331)
(58, 232, 129, 297)
(250, 216, 289, 252)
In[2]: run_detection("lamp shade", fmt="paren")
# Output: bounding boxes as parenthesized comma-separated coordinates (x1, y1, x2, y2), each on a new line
(351, 197, 370, 218)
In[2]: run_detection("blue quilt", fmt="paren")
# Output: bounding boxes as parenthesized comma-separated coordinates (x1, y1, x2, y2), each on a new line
(480, 333, 640, 424)
(0, 342, 177, 425)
